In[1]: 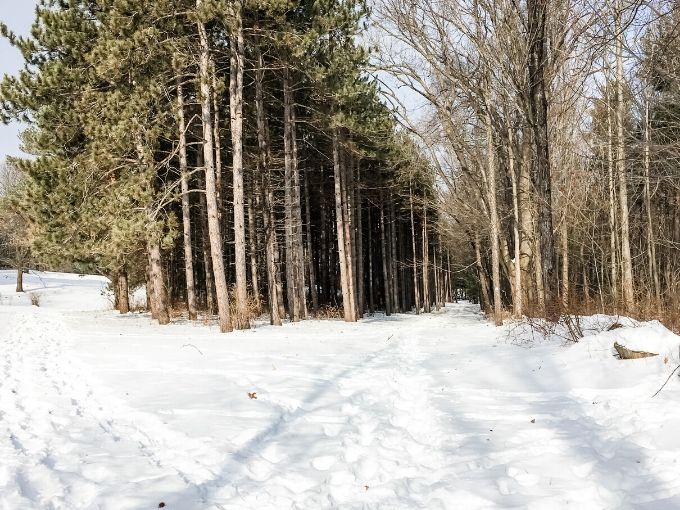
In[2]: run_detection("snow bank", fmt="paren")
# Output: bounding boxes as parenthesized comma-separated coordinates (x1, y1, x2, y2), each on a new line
(0, 270, 111, 311)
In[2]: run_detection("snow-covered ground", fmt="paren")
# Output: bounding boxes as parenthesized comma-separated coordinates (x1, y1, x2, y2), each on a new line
(1, 270, 680, 509)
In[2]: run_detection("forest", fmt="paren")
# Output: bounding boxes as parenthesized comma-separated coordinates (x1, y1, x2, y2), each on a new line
(3, 1, 680, 508)
(1, 0, 679, 333)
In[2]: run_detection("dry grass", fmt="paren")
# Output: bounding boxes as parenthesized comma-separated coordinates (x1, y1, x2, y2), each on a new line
(313, 305, 345, 320)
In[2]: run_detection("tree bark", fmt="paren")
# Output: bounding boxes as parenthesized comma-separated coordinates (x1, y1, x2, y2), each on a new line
(409, 181, 421, 314)
(304, 169, 319, 312)
(615, 1, 634, 312)
(380, 197, 392, 316)
(118, 267, 130, 314)
(367, 206, 375, 313)
(527, 0, 558, 318)
(176, 75, 198, 320)
(333, 130, 356, 321)
(197, 4, 232, 332)
(230, 6, 249, 329)
(422, 203, 431, 313)
(254, 40, 282, 326)
(355, 162, 364, 317)
(483, 105, 501, 325)
(283, 67, 306, 321)
(508, 128, 522, 317)
(147, 240, 170, 325)
(389, 197, 399, 312)
(15, 267, 23, 293)
(643, 93, 660, 310)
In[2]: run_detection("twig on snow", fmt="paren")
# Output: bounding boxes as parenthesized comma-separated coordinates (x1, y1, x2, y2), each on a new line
(652, 363, 680, 398)
(182, 343, 204, 355)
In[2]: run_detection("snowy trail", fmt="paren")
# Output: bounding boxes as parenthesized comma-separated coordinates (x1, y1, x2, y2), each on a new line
(2, 281, 680, 509)
(0, 308, 223, 509)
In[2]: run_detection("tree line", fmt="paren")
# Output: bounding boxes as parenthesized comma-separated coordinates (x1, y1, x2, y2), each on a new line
(0, 0, 455, 329)
(376, 0, 680, 329)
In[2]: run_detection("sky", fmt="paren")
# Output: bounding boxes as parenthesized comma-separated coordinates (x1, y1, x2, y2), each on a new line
(0, 1, 37, 162)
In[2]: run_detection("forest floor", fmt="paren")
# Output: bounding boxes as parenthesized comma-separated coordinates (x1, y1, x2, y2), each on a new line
(1, 270, 680, 509)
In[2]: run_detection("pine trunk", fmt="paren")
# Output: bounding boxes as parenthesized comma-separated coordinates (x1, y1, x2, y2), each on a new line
(118, 267, 130, 314)
(197, 7, 232, 332)
(176, 75, 198, 320)
(147, 240, 170, 325)
(230, 10, 249, 329)
(304, 170, 319, 312)
(409, 182, 421, 314)
(380, 198, 391, 316)
(333, 130, 356, 322)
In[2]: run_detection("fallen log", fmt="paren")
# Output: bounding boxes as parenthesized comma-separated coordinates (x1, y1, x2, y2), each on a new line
(614, 342, 658, 360)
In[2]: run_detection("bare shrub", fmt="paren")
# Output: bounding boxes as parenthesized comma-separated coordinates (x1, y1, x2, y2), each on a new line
(506, 314, 586, 346)
(29, 292, 41, 307)
(313, 305, 344, 320)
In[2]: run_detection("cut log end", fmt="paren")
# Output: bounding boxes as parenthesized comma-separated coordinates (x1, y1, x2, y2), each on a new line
(614, 342, 658, 360)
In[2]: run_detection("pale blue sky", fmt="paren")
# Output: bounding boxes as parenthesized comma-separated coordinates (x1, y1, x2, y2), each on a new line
(0, 1, 37, 162)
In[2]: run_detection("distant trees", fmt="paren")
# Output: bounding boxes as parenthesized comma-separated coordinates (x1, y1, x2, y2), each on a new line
(0, 160, 30, 292)
(0, 0, 452, 327)
(377, 0, 680, 327)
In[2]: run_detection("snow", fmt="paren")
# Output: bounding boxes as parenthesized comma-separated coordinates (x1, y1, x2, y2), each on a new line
(1, 270, 680, 509)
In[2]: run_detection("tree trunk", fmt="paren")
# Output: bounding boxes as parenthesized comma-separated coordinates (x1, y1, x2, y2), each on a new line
(389, 197, 399, 312)
(333, 130, 356, 321)
(615, 1, 634, 312)
(483, 106, 501, 325)
(422, 202, 431, 314)
(211, 61, 223, 226)
(380, 197, 391, 316)
(147, 240, 170, 325)
(341, 150, 357, 318)
(15, 267, 23, 293)
(355, 162, 364, 317)
(254, 40, 282, 326)
(248, 196, 261, 310)
(319, 167, 330, 304)
(197, 5, 232, 332)
(118, 267, 130, 314)
(474, 233, 491, 312)
(643, 94, 660, 311)
(230, 8, 249, 329)
(527, 0, 557, 318)
(304, 169, 319, 312)
(508, 128, 522, 317)
(559, 219, 569, 309)
(368, 207, 375, 313)
(606, 62, 619, 307)
(176, 75, 198, 321)
(283, 67, 306, 321)
(409, 182, 421, 314)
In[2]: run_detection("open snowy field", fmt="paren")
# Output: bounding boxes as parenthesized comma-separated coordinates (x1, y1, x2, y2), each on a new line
(1, 270, 680, 509)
